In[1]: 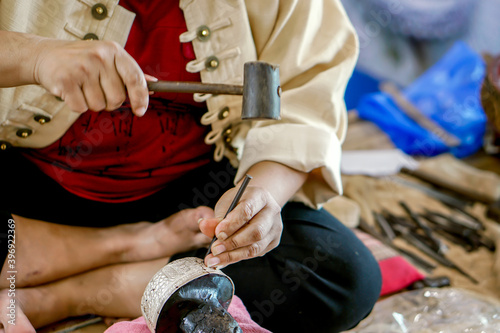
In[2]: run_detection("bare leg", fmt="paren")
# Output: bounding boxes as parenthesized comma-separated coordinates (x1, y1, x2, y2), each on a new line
(1, 207, 212, 288)
(0, 257, 168, 331)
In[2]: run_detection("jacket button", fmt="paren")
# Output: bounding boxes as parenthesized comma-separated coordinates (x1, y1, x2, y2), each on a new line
(218, 107, 230, 119)
(0, 141, 12, 151)
(196, 25, 211, 41)
(16, 129, 33, 138)
(83, 32, 99, 40)
(34, 115, 51, 124)
(205, 56, 219, 71)
(83, 33, 99, 40)
(223, 125, 233, 144)
(92, 3, 108, 20)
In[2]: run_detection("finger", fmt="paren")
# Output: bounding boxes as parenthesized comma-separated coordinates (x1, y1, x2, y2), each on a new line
(207, 220, 281, 267)
(114, 50, 149, 117)
(214, 190, 267, 241)
(61, 84, 89, 113)
(144, 74, 158, 95)
(212, 207, 275, 254)
(205, 236, 273, 268)
(100, 57, 127, 111)
(82, 75, 107, 111)
(184, 206, 215, 231)
(213, 187, 237, 219)
(144, 74, 159, 82)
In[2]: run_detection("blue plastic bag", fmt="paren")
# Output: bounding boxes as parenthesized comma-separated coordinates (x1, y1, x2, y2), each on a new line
(356, 41, 487, 158)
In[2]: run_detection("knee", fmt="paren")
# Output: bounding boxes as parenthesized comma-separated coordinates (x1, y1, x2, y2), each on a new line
(241, 204, 382, 332)
(333, 240, 382, 330)
(279, 227, 382, 332)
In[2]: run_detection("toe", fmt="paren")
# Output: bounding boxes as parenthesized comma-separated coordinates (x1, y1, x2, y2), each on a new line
(192, 206, 215, 221)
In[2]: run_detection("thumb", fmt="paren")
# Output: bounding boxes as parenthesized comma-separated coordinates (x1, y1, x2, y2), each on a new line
(213, 187, 238, 219)
(198, 217, 222, 238)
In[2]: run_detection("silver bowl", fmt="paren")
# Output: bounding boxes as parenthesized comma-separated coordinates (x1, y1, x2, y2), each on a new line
(141, 257, 236, 333)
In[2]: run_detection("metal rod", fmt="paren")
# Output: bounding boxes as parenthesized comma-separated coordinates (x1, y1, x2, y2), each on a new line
(205, 174, 253, 258)
(148, 81, 244, 95)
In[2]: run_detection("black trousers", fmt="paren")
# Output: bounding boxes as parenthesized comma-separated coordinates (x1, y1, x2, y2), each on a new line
(0, 150, 381, 332)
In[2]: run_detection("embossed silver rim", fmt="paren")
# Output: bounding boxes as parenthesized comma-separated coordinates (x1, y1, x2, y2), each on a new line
(141, 257, 233, 333)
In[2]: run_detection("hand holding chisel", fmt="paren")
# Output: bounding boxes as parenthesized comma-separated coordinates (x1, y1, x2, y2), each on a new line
(205, 175, 253, 258)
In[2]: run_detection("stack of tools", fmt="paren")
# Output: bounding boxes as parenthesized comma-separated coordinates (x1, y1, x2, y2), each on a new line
(360, 200, 495, 285)
(342, 152, 500, 296)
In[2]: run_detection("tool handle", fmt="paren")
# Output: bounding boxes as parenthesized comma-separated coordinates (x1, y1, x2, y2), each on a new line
(148, 81, 243, 95)
(380, 82, 460, 147)
(373, 212, 396, 240)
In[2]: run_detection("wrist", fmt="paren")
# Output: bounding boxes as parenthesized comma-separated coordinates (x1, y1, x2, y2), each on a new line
(243, 161, 307, 207)
(30, 36, 53, 85)
(12, 32, 48, 86)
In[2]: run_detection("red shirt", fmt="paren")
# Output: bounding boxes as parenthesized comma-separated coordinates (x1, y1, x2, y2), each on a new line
(23, 1, 211, 203)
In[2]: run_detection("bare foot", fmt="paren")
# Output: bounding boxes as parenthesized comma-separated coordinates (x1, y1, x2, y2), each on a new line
(0, 207, 212, 295)
(120, 206, 214, 262)
(0, 288, 62, 332)
(0, 257, 168, 331)
(0, 300, 34, 333)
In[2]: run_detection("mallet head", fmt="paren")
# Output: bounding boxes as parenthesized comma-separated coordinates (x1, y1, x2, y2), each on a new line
(241, 61, 281, 120)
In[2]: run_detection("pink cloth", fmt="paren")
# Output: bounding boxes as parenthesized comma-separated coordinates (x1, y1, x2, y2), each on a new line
(104, 296, 271, 333)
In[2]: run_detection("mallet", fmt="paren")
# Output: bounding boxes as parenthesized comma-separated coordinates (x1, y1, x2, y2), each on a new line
(148, 61, 281, 120)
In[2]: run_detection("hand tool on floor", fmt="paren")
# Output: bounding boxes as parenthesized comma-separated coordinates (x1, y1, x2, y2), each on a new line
(408, 276, 451, 290)
(393, 224, 479, 284)
(423, 210, 496, 252)
(391, 175, 485, 229)
(423, 209, 482, 231)
(421, 212, 477, 251)
(400, 202, 447, 254)
(373, 212, 396, 241)
(148, 61, 281, 120)
(383, 211, 417, 230)
(206, 174, 252, 257)
(359, 218, 436, 272)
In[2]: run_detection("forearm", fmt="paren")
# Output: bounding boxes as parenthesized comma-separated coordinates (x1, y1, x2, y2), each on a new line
(0, 30, 44, 87)
(242, 161, 307, 207)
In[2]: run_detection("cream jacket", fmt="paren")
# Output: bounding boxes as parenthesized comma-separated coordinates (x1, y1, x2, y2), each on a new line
(0, 0, 358, 208)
